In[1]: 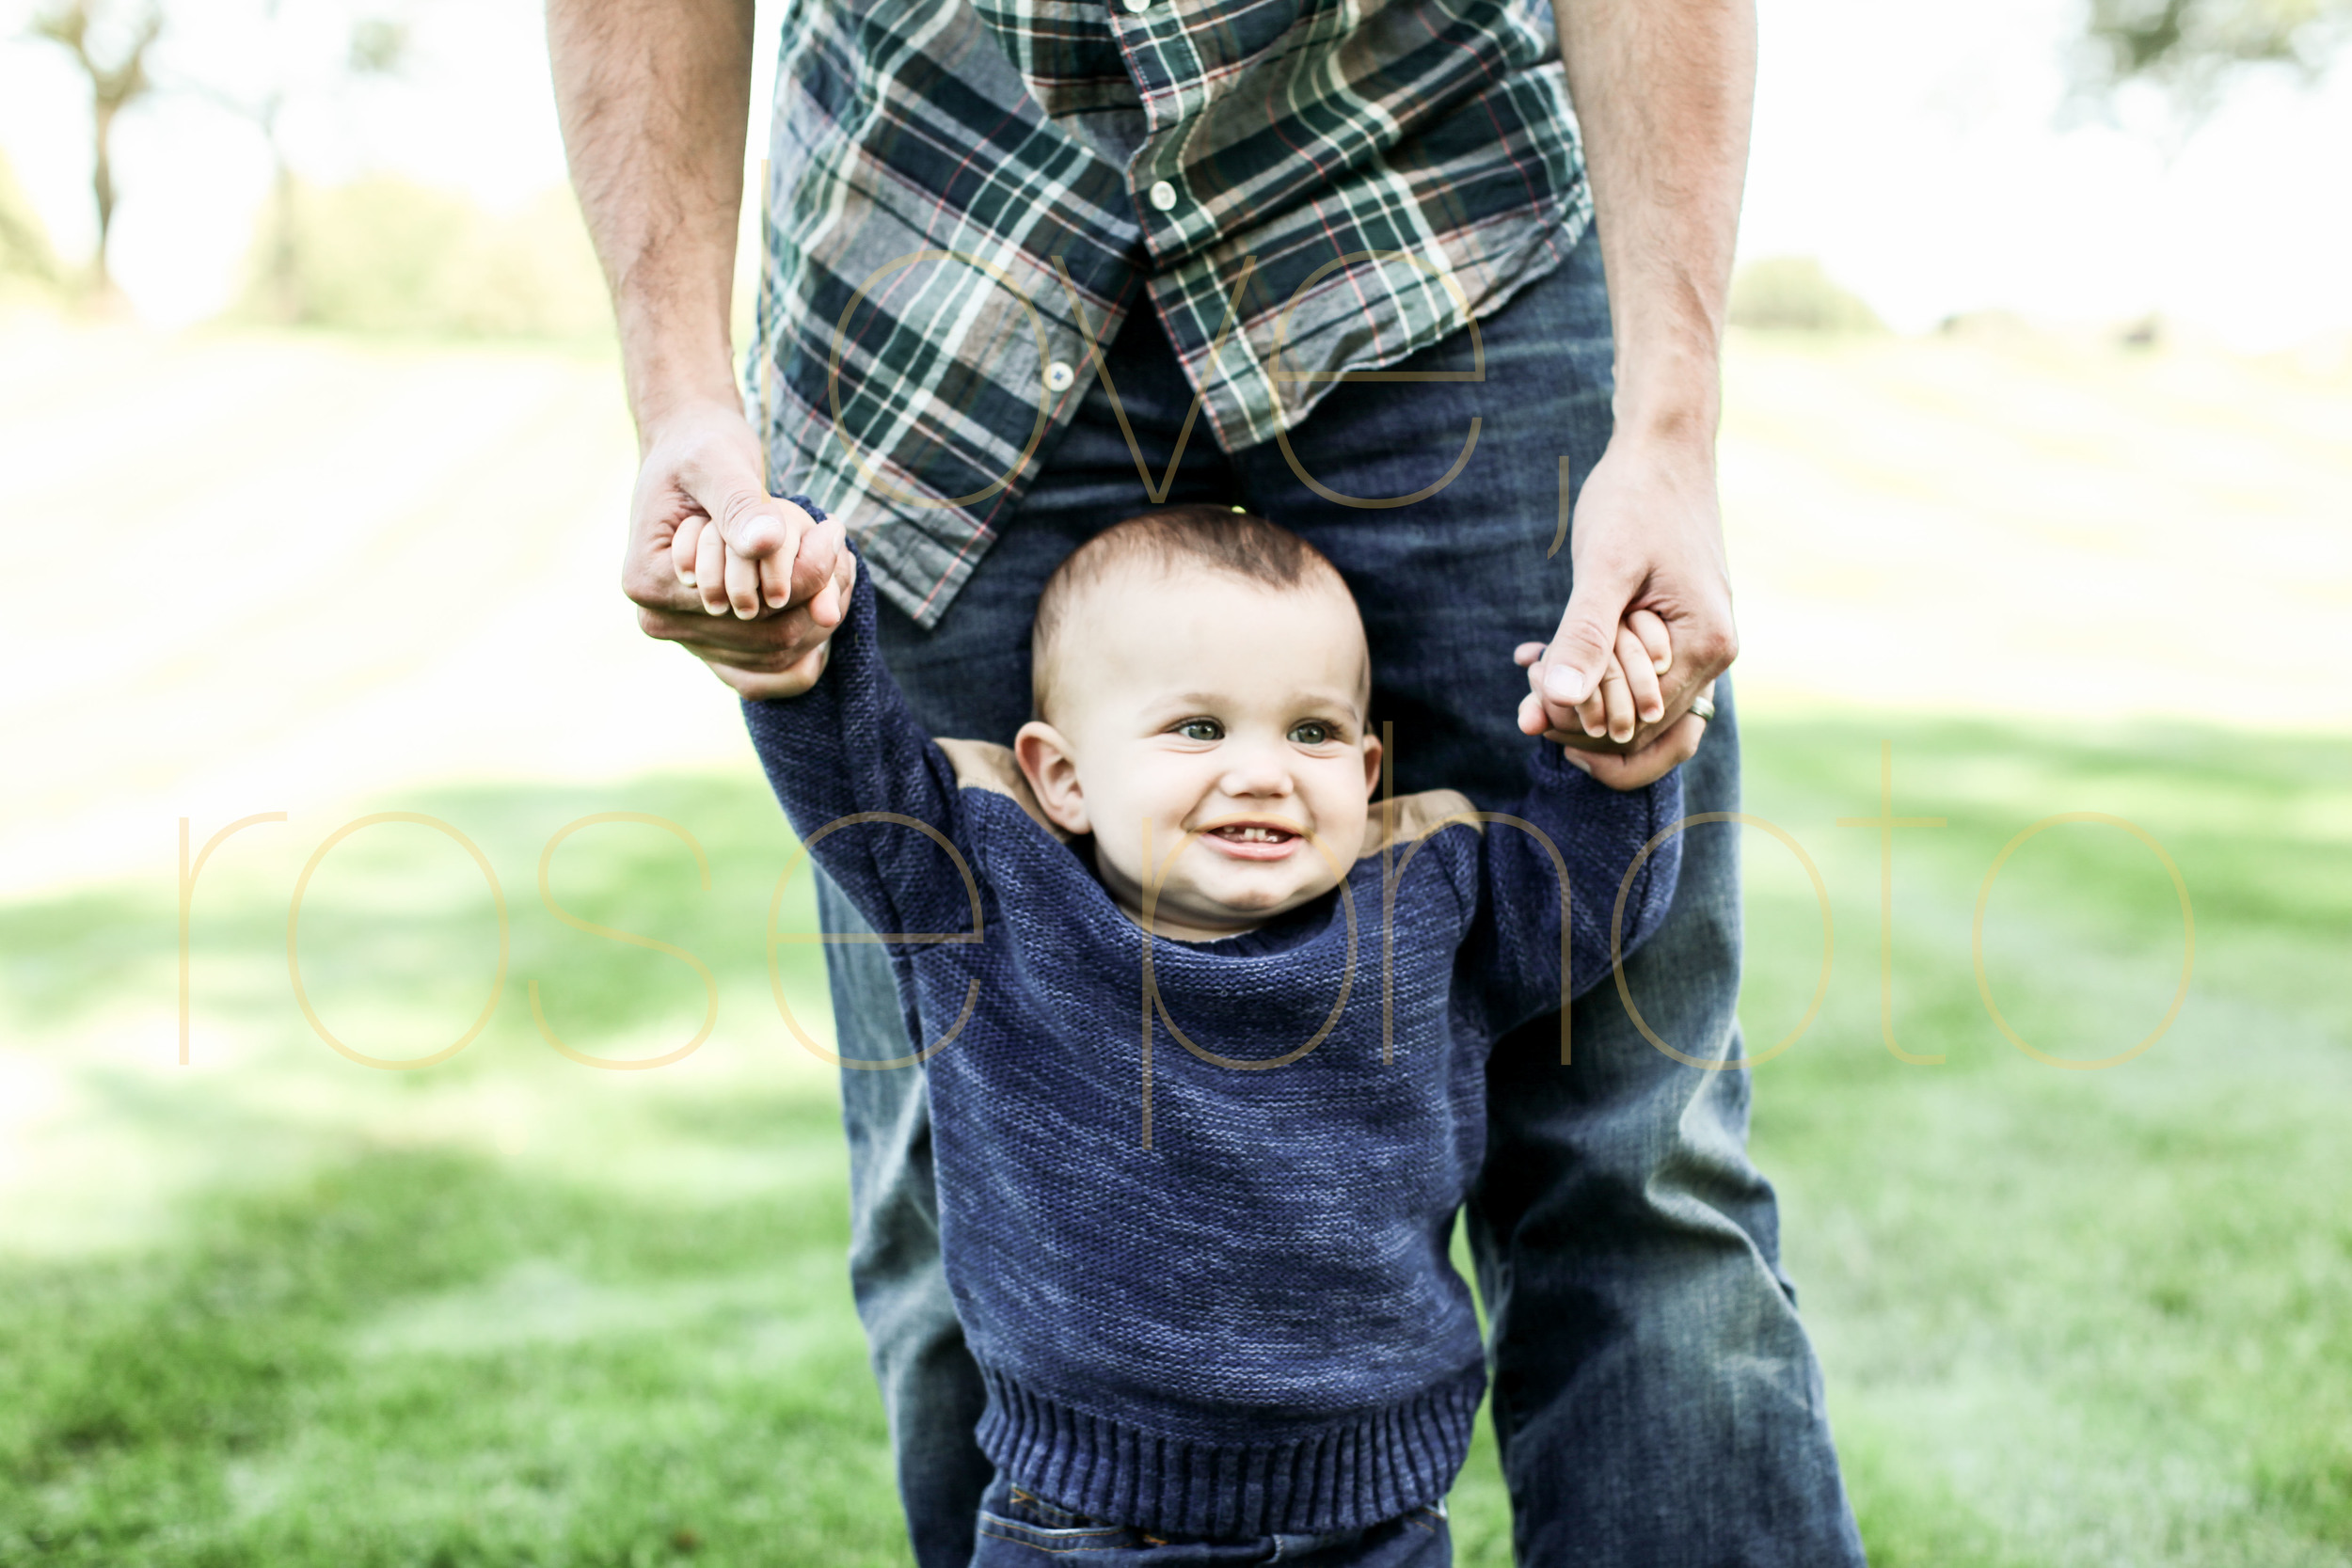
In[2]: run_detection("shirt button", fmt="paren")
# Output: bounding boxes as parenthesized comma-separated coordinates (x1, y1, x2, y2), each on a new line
(1043, 360, 1075, 392)
(1121, 0, 1150, 10)
(1149, 180, 1179, 212)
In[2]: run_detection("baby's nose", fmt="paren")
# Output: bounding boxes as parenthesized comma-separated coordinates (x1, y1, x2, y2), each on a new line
(1219, 749, 1295, 798)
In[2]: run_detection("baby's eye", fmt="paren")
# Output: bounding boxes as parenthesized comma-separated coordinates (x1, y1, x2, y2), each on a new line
(1174, 718, 1224, 742)
(1288, 721, 1337, 746)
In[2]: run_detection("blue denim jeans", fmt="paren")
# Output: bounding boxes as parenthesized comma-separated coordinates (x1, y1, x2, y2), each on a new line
(971, 1476, 1451, 1566)
(813, 231, 1864, 1567)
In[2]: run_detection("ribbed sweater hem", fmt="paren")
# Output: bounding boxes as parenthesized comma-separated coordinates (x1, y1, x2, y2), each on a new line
(974, 1363, 1486, 1537)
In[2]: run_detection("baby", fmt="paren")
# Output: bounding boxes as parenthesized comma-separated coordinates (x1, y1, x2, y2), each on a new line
(741, 501, 1686, 1565)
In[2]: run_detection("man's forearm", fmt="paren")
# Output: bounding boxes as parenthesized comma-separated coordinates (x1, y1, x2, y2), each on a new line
(548, 0, 756, 439)
(1528, 0, 1752, 768)
(1557, 0, 1756, 446)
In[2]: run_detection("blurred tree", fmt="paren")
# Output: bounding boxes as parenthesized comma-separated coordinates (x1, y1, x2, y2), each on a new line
(203, 2, 409, 322)
(237, 177, 613, 341)
(346, 14, 405, 74)
(1728, 258, 1885, 335)
(26, 0, 162, 297)
(2080, 0, 2352, 112)
(0, 149, 63, 290)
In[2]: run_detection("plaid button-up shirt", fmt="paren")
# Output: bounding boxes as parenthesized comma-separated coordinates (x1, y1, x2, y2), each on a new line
(752, 0, 1590, 626)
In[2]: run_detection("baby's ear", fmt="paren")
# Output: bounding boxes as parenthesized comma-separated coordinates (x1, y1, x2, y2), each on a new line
(1360, 729, 1385, 800)
(1014, 721, 1090, 835)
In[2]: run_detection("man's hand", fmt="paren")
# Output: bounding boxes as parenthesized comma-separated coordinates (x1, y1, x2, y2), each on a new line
(551, 0, 839, 695)
(1540, 0, 1756, 789)
(1518, 650, 1718, 789)
(1559, 684, 1713, 789)
(624, 396, 854, 700)
(1528, 429, 1737, 787)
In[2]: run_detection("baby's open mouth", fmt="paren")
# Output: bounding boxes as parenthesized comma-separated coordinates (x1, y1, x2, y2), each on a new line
(1201, 822, 1305, 862)
(1209, 824, 1297, 844)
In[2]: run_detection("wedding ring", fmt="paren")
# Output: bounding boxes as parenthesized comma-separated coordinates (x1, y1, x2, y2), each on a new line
(1688, 695, 1717, 723)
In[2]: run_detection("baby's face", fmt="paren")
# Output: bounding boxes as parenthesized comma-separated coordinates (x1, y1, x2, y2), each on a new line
(1016, 566, 1382, 942)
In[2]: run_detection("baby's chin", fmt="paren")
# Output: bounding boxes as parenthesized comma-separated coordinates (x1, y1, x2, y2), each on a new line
(1095, 840, 1363, 938)
(1163, 864, 1348, 927)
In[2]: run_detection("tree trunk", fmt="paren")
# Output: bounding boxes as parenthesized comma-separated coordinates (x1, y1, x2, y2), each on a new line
(89, 103, 120, 296)
(263, 103, 300, 323)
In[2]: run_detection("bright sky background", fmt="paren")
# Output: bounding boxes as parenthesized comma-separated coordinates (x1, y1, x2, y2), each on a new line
(2, 0, 2348, 348)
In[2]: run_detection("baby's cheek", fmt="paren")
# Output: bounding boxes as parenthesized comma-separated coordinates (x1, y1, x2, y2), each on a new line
(1316, 800, 1371, 869)
(1089, 821, 1152, 886)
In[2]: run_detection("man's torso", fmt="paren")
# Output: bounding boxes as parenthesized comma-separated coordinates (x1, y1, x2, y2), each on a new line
(753, 0, 1593, 625)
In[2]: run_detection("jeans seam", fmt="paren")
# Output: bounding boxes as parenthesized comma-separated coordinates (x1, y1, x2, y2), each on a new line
(977, 1522, 1101, 1554)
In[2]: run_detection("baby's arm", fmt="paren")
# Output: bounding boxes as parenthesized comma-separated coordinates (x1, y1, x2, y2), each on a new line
(1459, 747, 1686, 1037)
(737, 514, 977, 944)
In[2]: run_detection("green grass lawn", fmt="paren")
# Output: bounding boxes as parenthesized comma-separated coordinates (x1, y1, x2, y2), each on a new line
(2, 715, 2346, 1566)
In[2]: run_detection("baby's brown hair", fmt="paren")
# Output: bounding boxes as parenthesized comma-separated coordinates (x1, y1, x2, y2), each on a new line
(1029, 505, 1356, 721)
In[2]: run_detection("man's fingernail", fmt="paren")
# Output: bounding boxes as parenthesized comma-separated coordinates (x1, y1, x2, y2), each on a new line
(1562, 751, 1594, 774)
(1543, 665, 1587, 703)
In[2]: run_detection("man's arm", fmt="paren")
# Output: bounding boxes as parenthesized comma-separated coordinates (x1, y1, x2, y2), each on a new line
(1534, 0, 1756, 785)
(548, 0, 850, 694)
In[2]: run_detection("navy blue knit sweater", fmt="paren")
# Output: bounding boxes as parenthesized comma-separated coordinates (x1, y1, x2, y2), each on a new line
(743, 561, 1683, 1538)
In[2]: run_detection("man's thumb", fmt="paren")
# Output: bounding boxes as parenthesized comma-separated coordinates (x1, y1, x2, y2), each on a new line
(1541, 579, 1630, 705)
(713, 488, 791, 560)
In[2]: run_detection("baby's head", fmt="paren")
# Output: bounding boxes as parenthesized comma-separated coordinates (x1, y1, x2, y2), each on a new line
(1013, 506, 1382, 942)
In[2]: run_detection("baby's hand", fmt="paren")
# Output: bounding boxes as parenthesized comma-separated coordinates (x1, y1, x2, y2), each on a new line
(672, 497, 844, 622)
(672, 502, 856, 694)
(1513, 608, 1673, 747)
